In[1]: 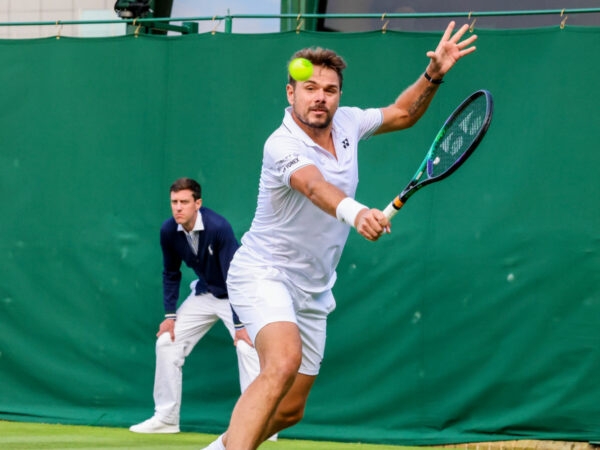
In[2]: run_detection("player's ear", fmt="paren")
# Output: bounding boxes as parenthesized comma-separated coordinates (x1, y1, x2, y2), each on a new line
(196, 198, 202, 209)
(286, 83, 295, 105)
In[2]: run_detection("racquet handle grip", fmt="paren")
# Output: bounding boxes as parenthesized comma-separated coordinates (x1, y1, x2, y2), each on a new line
(383, 197, 405, 220)
(383, 203, 399, 220)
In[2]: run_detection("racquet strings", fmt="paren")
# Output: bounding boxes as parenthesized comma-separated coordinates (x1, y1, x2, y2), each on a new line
(428, 93, 488, 178)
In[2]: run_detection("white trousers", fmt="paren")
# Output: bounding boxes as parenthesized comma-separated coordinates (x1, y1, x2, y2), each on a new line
(153, 288, 260, 425)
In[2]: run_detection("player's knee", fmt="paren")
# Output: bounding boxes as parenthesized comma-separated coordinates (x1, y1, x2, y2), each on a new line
(270, 354, 301, 379)
(273, 399, 306, 429)
(261, 357, 300, 395)
(281, 407, 305, 428)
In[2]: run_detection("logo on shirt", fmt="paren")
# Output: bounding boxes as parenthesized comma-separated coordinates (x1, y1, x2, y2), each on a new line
(341, 138, 350, 149)
(208, 244, 213, 256)
(277, 154, 301, 174)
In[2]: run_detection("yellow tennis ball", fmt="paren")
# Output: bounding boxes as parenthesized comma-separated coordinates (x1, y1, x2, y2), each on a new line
(288, 57, 313, 81)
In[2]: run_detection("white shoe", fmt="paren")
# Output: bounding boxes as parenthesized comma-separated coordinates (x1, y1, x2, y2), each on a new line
(129, 416, 180, 433)
(202, 434, 225, 450)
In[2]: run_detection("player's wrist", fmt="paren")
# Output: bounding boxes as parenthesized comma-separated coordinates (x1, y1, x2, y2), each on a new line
(424, 63, 444, 83)
(336, 197, 368, 228)
(165, 313, 177, 321)
(423, 71, 444, 84)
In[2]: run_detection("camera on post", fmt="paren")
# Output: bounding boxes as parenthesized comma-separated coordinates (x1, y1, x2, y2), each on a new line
(114, 0, 152, 19)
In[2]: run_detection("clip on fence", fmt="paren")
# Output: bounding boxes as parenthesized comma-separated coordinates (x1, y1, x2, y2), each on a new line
(560, 9, 568, 29)
(381, 13, 389, 33)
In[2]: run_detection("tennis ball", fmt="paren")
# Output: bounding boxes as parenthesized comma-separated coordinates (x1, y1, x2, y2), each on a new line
(288, 57, 313, 82)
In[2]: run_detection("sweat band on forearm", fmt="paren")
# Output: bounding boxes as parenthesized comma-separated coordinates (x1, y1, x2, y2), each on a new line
(336, 197, 368, 228)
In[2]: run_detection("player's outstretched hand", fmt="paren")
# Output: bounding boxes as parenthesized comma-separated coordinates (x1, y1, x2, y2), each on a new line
(355, 209, 390, 241)
(426, 21, 477, 78)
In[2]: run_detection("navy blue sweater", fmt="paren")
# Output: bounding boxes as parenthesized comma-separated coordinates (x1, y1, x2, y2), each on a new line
(160, 207, 240, 321)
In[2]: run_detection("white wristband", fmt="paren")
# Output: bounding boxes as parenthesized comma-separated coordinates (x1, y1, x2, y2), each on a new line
(336, 197, 368, 228)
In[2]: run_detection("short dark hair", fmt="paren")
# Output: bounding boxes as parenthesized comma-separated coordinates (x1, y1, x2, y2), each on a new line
(170, 177, 201, 200)
(288, 47, 347, 89)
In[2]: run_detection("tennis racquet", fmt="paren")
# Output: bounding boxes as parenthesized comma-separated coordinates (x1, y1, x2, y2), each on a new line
(383, 89, 494, 220)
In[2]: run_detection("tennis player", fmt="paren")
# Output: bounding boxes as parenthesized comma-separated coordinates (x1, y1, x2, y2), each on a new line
(203, 21, 477, 450)
(130, 177, 268, 435)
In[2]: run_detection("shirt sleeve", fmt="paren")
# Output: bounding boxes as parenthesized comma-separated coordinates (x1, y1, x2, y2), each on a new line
(264, 134, 315, 187)
(339, 106, 383, 141)
(160, 226, 182, 314)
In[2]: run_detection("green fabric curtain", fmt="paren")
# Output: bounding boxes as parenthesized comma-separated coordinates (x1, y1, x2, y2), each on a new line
(0, 27, 599, 446)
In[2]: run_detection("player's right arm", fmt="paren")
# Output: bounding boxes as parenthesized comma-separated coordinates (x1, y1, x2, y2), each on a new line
(289, 164, 389, 241)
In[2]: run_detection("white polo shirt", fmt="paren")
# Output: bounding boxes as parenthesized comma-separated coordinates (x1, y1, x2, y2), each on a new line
(238, 106, 382, 293)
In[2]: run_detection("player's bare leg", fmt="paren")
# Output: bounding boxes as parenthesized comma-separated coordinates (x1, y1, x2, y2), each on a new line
(258, 373, 316, 442)
(206, 365, 316, 449)
(224, 321, 304, 450)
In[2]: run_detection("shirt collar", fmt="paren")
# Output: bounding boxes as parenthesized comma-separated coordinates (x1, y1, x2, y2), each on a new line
(177, 209, 204, 234)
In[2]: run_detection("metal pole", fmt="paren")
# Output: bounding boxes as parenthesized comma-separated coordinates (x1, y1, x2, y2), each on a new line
(225, 9, 232, 33)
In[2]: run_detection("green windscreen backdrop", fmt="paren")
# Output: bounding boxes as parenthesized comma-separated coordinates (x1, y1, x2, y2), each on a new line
(0, 27, 599, 446)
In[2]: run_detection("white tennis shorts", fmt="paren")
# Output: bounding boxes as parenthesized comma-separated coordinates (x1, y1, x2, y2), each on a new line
(227, 248, 336, 376)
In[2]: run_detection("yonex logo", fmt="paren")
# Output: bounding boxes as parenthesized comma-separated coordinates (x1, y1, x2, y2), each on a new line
(281, 157, 299, 173)
(341, 138, 350, 148)
(277, 155, 300, 174)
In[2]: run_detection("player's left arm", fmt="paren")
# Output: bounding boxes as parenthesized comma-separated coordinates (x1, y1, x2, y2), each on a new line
(376, 21, 477, 135)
